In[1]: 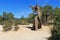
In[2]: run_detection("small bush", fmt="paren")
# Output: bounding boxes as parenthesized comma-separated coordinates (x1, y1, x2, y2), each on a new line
(14, 26, 19, 31)
(14, 20, 19, 31)
(2, 20, 13, 31)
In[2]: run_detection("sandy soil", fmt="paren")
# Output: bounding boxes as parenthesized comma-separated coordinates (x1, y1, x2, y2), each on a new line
(0, 24, 53, 40)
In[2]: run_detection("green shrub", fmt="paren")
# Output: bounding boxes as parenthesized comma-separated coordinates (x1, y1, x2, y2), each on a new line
(13, 20, 19, 31)
(2, 20, 13, 31)
(48, 27, 60, 40)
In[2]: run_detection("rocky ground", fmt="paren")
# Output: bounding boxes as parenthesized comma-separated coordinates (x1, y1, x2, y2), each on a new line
(0, 24, 53, 40)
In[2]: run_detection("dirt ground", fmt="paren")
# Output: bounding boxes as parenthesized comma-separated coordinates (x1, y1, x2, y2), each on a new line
(0, 24, 53, 40)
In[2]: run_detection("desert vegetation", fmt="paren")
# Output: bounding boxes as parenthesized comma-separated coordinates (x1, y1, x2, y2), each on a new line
(0, 5, 60, 40)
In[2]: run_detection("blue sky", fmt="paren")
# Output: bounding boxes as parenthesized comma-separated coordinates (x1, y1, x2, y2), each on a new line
(0, 0, 60, 18)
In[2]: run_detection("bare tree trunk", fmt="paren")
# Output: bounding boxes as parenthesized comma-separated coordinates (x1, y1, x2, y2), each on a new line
(32, 16, 42, 30)
(37, 16, 42, 29)
(30, 5, 42, 30)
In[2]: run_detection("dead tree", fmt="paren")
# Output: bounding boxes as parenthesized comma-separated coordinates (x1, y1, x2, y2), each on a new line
(30, 5, 42, 30)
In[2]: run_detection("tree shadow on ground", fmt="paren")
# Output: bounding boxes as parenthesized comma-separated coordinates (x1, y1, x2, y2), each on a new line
(26, 26, 36, 31)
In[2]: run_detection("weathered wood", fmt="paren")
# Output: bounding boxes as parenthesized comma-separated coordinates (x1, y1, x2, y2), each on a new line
(30, 5, 42, 30)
